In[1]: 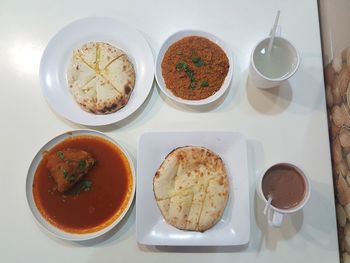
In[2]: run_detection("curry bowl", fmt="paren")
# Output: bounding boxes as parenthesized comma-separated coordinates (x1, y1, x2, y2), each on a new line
(25, 130, 135, 241)
(155, 30, 233, 106)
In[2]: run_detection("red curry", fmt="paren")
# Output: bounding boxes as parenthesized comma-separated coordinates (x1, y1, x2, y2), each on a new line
(33, 135, 133, 234)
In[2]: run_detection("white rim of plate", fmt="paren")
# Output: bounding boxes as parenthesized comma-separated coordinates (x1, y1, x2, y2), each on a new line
(25, 129, 136, 241)
(155, 30, 233, 106)
(39, 17, 154, 126)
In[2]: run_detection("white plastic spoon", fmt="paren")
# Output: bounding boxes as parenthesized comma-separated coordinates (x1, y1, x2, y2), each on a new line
(264, 195, 273, 215)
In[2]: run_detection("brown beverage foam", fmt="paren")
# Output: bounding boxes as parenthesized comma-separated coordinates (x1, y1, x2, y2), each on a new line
(262, 164, 306, 209)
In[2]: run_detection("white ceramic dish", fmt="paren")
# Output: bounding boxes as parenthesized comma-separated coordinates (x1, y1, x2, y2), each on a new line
(25, 130, 136, 241)
(40, 17, 154, 126)
(136, 131, 250, 246)
(155, 30, 233, 106)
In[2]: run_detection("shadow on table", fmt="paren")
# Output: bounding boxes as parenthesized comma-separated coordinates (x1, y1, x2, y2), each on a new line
(157, 75, 238, 113)
(296, 180, 339, 250)
(254, 191, 304, 251)
(246, 61, 325, 116)
(246, 139, 304, 252)
(254, 180, 338, 251)
(288, 57, 326, 113)
(55, 72, 237, 132)
(52, 79, 162, 132)
(246, 76, 293, 115)
(138, 243, 248, 253)
(251, 159, 337, 252)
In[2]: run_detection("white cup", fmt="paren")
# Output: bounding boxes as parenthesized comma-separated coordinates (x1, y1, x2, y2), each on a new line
(249, 36, 300, 89)
(256, 163, 311, 227)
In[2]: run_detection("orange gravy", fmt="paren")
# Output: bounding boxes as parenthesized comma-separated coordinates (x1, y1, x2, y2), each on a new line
(33, 135, 133, 233)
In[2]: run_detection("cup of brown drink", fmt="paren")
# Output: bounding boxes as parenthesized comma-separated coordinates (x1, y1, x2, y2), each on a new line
(256, 163, 311, 227)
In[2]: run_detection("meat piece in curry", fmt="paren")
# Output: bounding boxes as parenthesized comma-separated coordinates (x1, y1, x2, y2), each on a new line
(46, 149, 95, 192)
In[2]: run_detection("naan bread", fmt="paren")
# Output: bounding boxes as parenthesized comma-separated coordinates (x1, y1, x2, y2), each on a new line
(153, 146, 229, 232)
(68, 42, 135, 114)
(76, 42, 97, 69)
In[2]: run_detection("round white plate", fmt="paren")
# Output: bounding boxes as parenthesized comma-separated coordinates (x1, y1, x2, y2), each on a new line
(25, 130, 136, 241)
(155, 30, 233, 106)
(40, 17, 154, 126)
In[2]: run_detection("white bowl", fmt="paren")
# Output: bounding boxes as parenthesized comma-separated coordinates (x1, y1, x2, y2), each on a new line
(25, 130, 135, 241)
(155, 30, 233, 106)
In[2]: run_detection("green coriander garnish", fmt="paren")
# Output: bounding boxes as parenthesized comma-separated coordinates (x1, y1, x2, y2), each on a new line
(191, 56, 206, 67)
(191, 50, 206, 67)
(63, 169, 75, 183)
(175, 61, 197, 89)
(194, 59, 206, 67)
(176, 61, 188, 71)
(79, 160, 86, 170)
(201, 80, 209, 87)
(190, 78, 197, 89)
(175, 48, 207, 89)
(185, 69, 193, 78)
(57, 151, 64, 160)
(191, 56, 200, 63)
(176, 62, 183, 70)
(80, 180, 92, 192)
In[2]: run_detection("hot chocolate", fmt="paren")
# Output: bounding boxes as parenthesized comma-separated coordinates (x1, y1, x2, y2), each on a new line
(262, 164, 306, 209)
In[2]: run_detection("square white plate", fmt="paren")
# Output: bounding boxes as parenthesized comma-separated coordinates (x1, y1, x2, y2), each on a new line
(136, 131, 250, 246)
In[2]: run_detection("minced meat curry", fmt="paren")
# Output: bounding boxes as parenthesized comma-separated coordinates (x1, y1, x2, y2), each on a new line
(161, 36, 229, 100)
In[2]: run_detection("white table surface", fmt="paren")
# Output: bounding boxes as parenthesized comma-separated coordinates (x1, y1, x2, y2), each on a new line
(0, 0, 339, 262)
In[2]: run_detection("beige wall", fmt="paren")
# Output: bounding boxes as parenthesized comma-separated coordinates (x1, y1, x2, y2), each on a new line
(319, 0, 350, 64)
